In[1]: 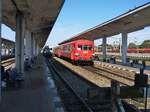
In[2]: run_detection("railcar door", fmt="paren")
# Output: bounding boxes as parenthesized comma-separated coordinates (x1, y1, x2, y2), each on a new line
(70, 44, 75, 60)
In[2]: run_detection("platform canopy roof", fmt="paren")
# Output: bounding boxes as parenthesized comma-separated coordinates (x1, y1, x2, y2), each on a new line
(1, 37, 15, 48)
(2, 0, 65, 47)
(59, 2, 150, 45)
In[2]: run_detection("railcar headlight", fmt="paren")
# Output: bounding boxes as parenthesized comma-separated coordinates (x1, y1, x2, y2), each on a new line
(92, 53, 95, 56)
(75, 53, 80, 56)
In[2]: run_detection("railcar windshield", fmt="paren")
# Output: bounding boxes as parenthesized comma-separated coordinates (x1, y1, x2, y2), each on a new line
(78, 45, 92, 51)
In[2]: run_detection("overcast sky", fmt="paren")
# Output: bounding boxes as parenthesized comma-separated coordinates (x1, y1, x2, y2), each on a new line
(2, 0, 150, 47)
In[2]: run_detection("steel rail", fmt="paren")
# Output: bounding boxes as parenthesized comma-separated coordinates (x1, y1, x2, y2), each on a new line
(1, 58, 15, 71)
(82, 66, 133, 86)
(52, 57, 145, 111)
(48, 59, 94, 112)
(92, 66, 134, 81)
(1, 59, 15, 68)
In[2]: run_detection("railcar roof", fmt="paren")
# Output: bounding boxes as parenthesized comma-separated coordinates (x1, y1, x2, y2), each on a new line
(58, 39, 93, 45)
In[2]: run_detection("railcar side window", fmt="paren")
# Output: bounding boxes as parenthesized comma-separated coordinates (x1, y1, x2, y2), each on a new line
(78, 45, 92, 51)
(83, 46, 88, 50)
(70, 45, 74, 51)
(78, 45, 82, 50)
(68, 45, 71, 51)
(89, 46, 92, 50)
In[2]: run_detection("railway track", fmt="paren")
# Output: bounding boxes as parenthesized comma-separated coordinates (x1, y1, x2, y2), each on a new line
(83, 66, 134, 86)
(94, 61, 150, 76)
(82, 66, 150, 110)
(48, 59, 93, 112)
(53, 57, 149, 111)
(1, 58, 15, 69)
(94, 65, 134, 80)
(94, 63, 135, 79)
(47, 58, 112, 112)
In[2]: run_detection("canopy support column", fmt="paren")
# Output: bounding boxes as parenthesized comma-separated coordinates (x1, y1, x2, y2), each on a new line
(102, 37, 107, 58)
(15, 12, 25, 78)
(121, 32, 128, 65)
(35, 40, 38, 56)
(33, 38, 36, 57)
(25, 30, 32, 61)
(36, 43, 39, 56)
(31, 34, 34, 59)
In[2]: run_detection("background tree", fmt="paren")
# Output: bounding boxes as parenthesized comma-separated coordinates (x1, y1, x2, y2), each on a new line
(139, 40, 150, 48)
(128, 42, 137, 48)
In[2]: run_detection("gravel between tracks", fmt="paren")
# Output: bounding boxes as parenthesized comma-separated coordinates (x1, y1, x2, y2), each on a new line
(54, 57, 110, 87)
(53, 57, 150, 111)
(94, 61, 150, 76)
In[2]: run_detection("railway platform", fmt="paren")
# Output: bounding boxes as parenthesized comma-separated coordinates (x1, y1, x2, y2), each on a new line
(0, 55, 64, 112)
(94, 61, 150, 76)
(94, 53, 150, 70)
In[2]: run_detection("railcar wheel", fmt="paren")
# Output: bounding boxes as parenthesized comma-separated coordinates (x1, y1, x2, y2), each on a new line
(74, 61, 79, 65)
(90, 61, 94, 66)
(71, 60, 75, 65)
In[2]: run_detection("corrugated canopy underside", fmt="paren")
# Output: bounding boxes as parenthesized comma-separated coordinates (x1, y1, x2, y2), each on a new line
(2, 0, 65, 47)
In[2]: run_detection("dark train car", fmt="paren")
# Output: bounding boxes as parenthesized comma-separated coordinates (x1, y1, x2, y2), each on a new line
(53, 40, 94, 65)
(43, 46, 53, 58)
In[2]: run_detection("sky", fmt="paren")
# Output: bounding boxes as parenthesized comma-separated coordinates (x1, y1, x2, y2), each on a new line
(2, 0, 150, 47)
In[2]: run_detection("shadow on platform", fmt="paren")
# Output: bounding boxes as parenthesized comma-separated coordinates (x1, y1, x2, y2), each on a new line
(0, 55, 57, 112)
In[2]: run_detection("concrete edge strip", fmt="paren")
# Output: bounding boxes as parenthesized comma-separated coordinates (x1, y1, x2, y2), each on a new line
(47, 67, 65, 112)
(96, 61, 138, 73)
(96, 61, 150, 77)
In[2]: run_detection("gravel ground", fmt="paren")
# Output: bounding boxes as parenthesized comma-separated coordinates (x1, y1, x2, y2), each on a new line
(54, 57, 150, 111)
(54, 57, 111, 87)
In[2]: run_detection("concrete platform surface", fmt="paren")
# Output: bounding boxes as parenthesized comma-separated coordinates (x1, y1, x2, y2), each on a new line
(0, 55, 63, 112)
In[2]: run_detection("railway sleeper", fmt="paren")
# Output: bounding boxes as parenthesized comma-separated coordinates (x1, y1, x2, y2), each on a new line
(65, 101, 86, 105)
(88, 99, 111, 105)
(90, 105, 112, 112)
(50, 66, 93, 112)
(67, 107, 89, 112)
(87, 87, 111, 99)
(88, 98, 111, 112)
(50, 59, 113, 112)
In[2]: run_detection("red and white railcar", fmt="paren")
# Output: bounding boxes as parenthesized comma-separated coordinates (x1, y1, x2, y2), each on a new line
(53, 40, 94, 65)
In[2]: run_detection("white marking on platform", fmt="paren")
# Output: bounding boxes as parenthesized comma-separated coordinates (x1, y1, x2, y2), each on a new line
(122, 68, 127, 71)
(52, 88, 57, 95)
(56, 107, 65, 112)
(108, 65, 112, 67)
(47, 77, 55, 88)
(53, 97, 61, 102)
(118, 67, 121, 69)
(129, 70, 134, 72)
